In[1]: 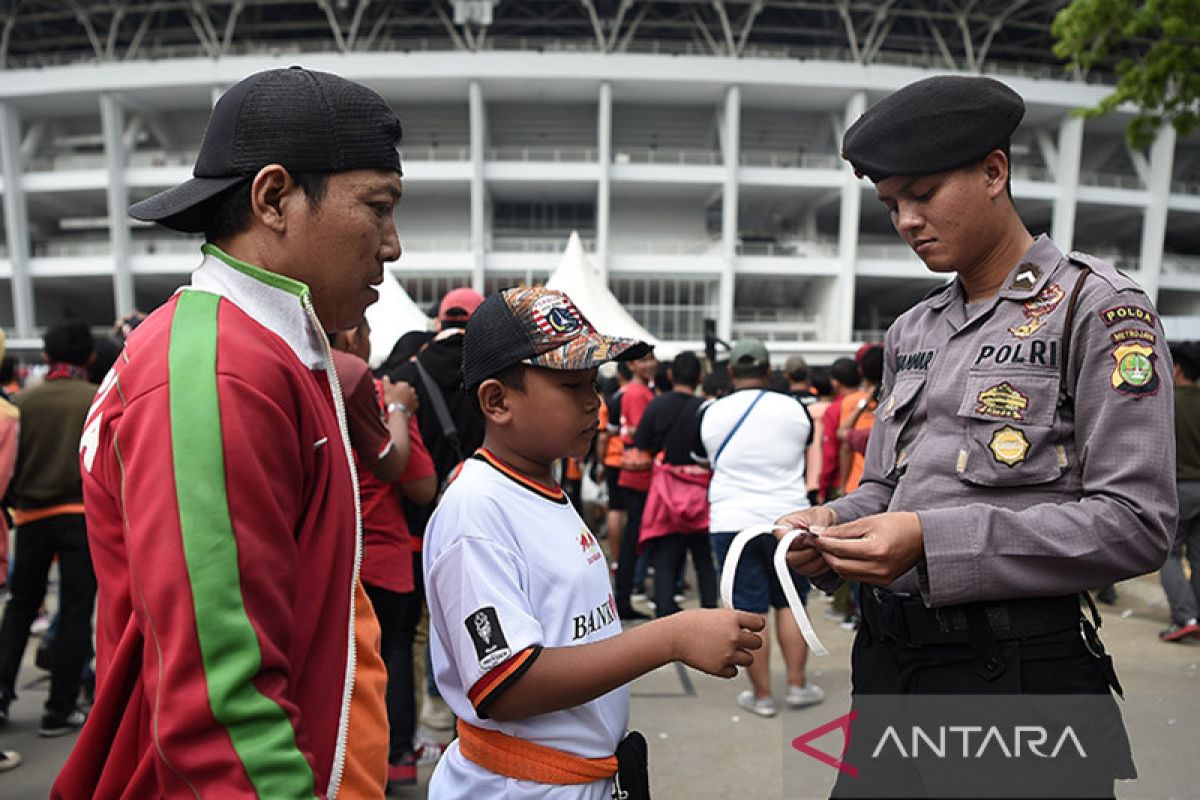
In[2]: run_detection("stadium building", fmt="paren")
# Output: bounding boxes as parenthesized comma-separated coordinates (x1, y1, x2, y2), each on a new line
(0, 1, 1197, 359)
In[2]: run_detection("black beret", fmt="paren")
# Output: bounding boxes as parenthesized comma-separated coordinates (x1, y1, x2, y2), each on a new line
(841, 75, 1025, 183)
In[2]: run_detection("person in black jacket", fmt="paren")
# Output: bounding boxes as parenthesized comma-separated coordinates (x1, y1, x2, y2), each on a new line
(388, 288, 486, 489)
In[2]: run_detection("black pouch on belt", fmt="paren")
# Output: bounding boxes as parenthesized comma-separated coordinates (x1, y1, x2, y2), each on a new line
(613, 731, 651, 800)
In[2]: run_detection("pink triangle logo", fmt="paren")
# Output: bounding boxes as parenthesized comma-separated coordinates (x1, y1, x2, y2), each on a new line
(791, 710, 858, 778)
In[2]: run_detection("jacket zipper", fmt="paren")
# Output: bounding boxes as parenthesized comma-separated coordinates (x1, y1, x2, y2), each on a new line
(305, 294, 363, 800)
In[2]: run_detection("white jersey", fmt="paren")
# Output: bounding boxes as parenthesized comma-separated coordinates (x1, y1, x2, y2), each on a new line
(701, 389, 812, 532)
(424, 450, 629, 800)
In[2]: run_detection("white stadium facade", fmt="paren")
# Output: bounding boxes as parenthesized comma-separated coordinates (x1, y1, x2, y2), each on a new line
(0, 0, 1197, 360)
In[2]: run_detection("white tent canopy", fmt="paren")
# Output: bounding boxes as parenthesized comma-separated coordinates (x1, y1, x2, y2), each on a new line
(545, 231, 659, 351)
(365, 268, 431, 368)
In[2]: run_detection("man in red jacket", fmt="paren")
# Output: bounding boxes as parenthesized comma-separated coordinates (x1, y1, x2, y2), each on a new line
(56, 67, 403, 799)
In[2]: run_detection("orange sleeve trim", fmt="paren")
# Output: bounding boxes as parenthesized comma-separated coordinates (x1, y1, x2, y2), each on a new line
(467, 645, 542, 718)
(457, 719, 618, 785)
(13, 503, 87, 525)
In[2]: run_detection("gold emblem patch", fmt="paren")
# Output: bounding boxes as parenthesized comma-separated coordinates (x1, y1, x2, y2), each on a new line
(1009, 283, 1064, 339)
(976, 382, 1029, 420)
(989, 426, 1030, 467)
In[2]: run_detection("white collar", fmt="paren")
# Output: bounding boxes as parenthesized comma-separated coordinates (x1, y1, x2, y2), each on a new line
(186, 245, 327, 371)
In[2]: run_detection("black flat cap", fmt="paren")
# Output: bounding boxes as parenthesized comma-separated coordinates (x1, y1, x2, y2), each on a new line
(130, 67, 402, 233)
(841, 75, 1024, 183)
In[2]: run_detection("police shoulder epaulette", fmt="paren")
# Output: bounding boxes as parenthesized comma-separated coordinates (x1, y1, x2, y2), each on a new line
(1066, 251, 1142, 294)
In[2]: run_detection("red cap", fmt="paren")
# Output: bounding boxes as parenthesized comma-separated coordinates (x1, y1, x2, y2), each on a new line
(438, 287, 485, 322)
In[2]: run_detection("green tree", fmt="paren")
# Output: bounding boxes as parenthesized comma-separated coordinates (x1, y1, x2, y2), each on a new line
(1052, 0, 1200, 148)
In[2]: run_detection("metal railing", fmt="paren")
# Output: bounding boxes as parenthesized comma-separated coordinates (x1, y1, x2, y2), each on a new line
(490, 235, 596, 253)
(737, 240, 839, 257)
(733, 308, 822, 342)
(400, 237, 472, 252)
(610, 239, 716, 255)
(127, 150, 199, 168)
(31, 237, 200, 257)
(624, 304, 712, 341)
(612, 148, 721, 166)
(740, 151, 841, 170)
(403, 146, 470, 161)
(1078, 170, 1143, 190)
(487, 146, 597, 162)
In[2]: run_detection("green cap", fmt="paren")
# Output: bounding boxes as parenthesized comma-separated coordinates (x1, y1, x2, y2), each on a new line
(729, 338, 770, 370)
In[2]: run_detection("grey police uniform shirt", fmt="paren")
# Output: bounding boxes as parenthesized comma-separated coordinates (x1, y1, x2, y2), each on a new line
(825, 234, 1175, 608)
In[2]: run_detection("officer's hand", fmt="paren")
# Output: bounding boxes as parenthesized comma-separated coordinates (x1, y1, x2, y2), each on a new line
(814, 511, 924, 586)
(668, 609, 765, 679)
(775, 506, 838, 533)
(775, 506, 839, 578)
(382, 378, 419, 412)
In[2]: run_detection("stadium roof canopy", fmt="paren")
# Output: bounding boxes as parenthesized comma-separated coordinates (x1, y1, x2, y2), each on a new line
(0, 0, 1103, 82)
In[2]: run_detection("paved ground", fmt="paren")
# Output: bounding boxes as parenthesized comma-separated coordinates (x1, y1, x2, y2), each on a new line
(2, 572, 1198, 799)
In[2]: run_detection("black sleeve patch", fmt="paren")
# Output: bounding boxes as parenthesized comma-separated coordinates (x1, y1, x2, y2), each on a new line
(1099, 305, 1156, 329)
(465, 606, 512, 669)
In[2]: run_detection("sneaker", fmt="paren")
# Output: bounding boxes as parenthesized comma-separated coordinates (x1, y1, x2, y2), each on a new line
(786, 683, 827, 709)
(672, 593, 687, 605)
(737, 690, 778, 718)
(29, 613, 50, 636)
(1159, 620, 1200, 642)
(38, 709, 86, 737)
(387, 754, 418, 788)
(617, 605, 649, 621)
(414, 740, 448, 766)
(0, 750, 20, 773)
(630, 589, 648, 603)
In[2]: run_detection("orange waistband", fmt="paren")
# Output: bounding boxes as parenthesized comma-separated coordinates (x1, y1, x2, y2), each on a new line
(13, 504, 86, 525)
(457, 719, 618, 785)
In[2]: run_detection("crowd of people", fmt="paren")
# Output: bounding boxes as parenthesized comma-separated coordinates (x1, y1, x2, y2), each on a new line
(0, 66, 1192, 799)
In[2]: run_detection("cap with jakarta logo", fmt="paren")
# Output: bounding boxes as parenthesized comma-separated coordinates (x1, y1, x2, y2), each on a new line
(462, 287, 651, 390)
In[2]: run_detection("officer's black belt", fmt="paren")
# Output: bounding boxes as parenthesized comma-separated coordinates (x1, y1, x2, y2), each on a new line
(861, 588, 1082, 648)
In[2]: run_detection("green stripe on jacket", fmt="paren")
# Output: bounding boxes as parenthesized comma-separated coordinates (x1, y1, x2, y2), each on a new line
(169, 290, 317, 797)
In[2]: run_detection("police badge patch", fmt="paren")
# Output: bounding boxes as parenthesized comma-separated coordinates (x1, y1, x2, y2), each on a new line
(1110, 343, 1159, 398)
(989, 426, 1030, 467)
(465, 606, 512, 669)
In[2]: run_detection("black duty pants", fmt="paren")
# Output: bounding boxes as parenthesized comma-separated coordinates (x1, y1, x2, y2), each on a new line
(613, 487, 646, 611)
(0, 514, 96, 718)
(647, 533, 717, 617)
(830, 606, 1130, 799)
(364, 582, 421, 763)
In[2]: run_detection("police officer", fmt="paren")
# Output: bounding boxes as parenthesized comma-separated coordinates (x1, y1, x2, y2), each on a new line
(779, 75, 1175, 797)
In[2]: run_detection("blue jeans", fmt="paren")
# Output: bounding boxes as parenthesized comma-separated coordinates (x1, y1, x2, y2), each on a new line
(711, 529, 811, 614)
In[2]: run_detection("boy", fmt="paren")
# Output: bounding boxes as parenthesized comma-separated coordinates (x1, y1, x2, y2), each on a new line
(424, 287, 764, 798)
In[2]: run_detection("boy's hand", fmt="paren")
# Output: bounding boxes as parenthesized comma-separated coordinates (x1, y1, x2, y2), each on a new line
(670, 609, 765, 679)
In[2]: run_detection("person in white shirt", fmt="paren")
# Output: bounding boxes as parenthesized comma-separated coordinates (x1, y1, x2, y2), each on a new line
(700, 339, 826, 718)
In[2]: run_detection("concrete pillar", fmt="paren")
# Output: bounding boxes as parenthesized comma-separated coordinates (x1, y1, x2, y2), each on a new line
(469, 80, 486, 292)
(1050, 115, 1083, 251)
(718, 85, 740, 342)
(101, 93, 135, 318)
(596, 81, 612, 284)
(0, 102, 34, 337)
(1138, 123, 1175, 303)
(836, 91, 866, 343)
